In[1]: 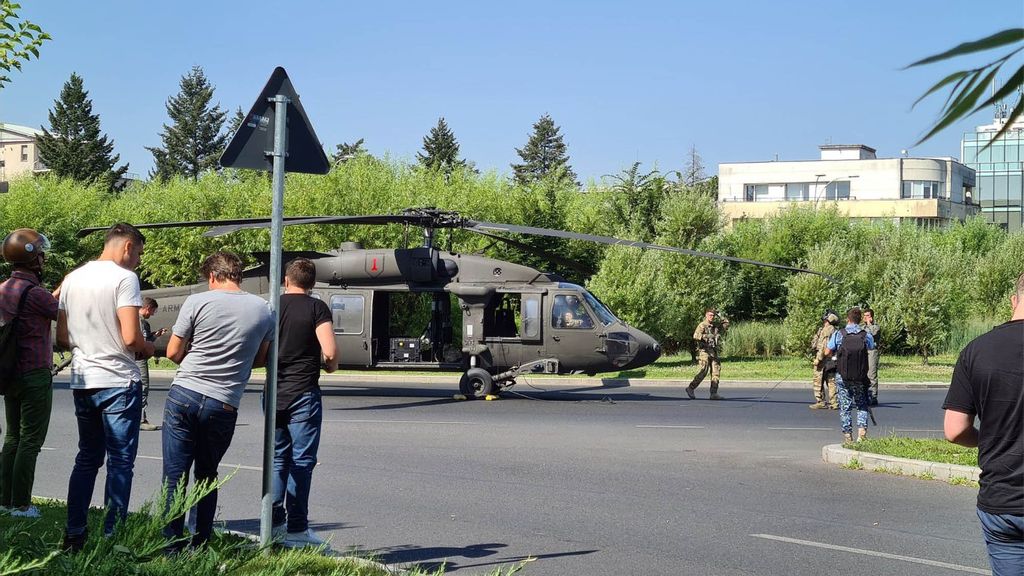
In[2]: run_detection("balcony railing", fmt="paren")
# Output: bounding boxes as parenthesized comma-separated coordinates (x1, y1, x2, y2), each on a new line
(721, 195, 977, 206)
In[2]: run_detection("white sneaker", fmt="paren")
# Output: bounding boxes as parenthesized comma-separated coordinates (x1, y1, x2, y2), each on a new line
(283, 528, 329, 549)
(272, 524, 287, 541)
(10, 505, 40, 518)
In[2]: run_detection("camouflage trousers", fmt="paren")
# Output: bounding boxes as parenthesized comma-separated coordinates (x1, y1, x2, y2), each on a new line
(867, 350, 879, 400)
(688, 351, 721, 394)
(812, 365, 838, 408)
(836, 374, 870, 434)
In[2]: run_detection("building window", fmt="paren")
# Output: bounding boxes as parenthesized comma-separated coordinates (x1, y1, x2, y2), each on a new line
(824, 181, 850, 200)
(901, 180, 944, 199)
(20, 145, 28, 162)
(785, 183, 809, 201)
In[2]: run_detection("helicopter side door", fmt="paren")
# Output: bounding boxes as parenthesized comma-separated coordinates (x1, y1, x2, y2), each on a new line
(481, 291, 545, 370)
(319, 289, 373, 368)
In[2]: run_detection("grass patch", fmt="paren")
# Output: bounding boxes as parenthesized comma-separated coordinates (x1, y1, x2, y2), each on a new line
(853, 436, 978, 467)
(606, 353, 956, 382)
(949, 476, 981, 488)
(842, 458, 863, 470)
(0, 482, 499, 576)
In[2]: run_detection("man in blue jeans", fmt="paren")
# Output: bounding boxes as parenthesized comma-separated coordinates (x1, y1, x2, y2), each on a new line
(56, 224, 154, 551)
(824, 307, 875, 443)
(163, 251, 273, 550)
(270, 258, 337, 547)
(944, 272, 1024, 576)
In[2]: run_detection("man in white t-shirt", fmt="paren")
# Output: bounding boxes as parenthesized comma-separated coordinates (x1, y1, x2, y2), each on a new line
(56, 223, 154, 551)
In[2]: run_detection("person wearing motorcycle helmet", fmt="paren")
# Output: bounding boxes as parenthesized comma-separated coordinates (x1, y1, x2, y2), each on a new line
(0, 228, 59, 518)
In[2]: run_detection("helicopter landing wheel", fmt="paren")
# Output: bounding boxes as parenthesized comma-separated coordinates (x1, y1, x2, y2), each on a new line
(459, 368, 496, 398)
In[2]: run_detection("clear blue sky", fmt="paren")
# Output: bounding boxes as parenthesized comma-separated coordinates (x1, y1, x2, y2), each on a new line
(2, 1, 1022, 181)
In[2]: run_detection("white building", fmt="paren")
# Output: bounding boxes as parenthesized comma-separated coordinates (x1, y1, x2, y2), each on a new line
(718, 144, 978, 226)
(0, 123, 46, 184)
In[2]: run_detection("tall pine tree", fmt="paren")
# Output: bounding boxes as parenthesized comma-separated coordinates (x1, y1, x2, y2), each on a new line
(147, 66, 227, 181)
(511, 114, 577, 187)
(36, 72, 128, 190)
(417, 117, 464, 175)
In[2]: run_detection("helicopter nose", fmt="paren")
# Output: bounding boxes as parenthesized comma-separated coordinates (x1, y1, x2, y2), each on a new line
(623, 331, 662, 370)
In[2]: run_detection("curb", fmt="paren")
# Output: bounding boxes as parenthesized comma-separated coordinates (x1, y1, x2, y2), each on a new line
(147, 370, 948, 390)
(822, 443, 980, 483)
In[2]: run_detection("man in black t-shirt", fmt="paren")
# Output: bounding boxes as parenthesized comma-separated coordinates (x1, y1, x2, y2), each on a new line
(943, 272, 1024, 576)
(270, 258, 337, 548)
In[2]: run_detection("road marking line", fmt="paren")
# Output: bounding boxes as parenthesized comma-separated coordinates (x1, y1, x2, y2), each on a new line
(136, 455, 262, 472)
(767, 427, 832, 431)
(750, 534, 991, 575)
(323, 419, 476, 425)
(893, 429, 944, 433)
(635, 425, 705, 429)
(41, 447, 55, 451)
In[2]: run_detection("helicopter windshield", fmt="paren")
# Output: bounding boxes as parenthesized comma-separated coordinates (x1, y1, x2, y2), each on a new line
(580, 290, 618, 326)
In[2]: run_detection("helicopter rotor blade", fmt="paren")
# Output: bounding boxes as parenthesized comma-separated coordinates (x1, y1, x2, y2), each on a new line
(78, 217, 275, 238)
(465, 220, 835, 282)
(463, 228, 591, 277)
(201, 214, 424, 237)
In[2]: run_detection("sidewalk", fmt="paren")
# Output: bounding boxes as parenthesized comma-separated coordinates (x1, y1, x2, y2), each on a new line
(149, 369, 948, 389)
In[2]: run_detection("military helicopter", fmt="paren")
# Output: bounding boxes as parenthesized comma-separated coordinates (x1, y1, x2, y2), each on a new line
(77, 208, 829, 398)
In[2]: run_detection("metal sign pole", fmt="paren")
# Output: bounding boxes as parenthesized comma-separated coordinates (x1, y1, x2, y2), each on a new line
(260, 93, 289, 549)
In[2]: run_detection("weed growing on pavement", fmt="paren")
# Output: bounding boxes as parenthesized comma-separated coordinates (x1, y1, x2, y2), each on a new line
(916, 471, 936, 481)
(872, 465, 903, 475)
(949, 476, 980, 488)
(842, 458, 863, 470)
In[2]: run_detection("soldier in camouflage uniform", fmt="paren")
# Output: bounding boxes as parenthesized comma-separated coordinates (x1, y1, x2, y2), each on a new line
(862, 308, 880, 406)
(686, 308, 729, 400)
(810, 311, 839, 409)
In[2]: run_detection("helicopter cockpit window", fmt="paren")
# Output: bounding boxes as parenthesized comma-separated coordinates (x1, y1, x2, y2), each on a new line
(580, 290, 616, 326)
(331, 295, 364, 334)
(552, 294, 594, 329)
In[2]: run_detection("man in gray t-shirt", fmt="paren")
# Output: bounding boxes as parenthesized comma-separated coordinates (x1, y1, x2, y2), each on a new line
(161, 251, 273, 550)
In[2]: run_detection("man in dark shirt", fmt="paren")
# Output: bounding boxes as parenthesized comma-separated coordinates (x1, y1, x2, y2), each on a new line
(271, 258, 337, 548)
(0, 229, 59, 518)
(943, 272, 1024, 576)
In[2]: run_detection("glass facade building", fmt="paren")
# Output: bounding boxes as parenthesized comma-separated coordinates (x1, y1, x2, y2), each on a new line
(961, 121, 1024, 231)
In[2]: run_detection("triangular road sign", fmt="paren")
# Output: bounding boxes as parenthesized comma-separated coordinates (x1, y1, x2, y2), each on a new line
(220, 67, 331, 174)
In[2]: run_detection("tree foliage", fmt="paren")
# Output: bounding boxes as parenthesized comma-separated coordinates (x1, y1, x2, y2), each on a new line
(3, 158, 1019, 362)
(36, 73, 128, 191)
(908, 28, 1024, 145)
(417, 117, 464, 175)
(511, 113, 578, 188)
(0, 0, 50, 89)
(333, 138, 367, 164)
(147, 66, 228, 181)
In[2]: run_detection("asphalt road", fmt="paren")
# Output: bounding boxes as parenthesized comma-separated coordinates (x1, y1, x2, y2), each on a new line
(25, 377, 990, 576)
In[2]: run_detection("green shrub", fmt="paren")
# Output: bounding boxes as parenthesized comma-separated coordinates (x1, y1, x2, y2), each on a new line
(721, 321, 785, 357)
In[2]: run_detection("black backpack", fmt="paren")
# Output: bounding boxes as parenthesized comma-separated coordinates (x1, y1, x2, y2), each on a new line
(0, 285, 32, 394)
(836, 330, 869, 385)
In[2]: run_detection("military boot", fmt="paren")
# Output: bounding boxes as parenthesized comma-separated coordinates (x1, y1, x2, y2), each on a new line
(857, 428, 868, 442)
(843, 432, 853, 443)
(709, 383, 723, 400)
(685, 386, 696, 400)
(808, 402, 827, 409)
